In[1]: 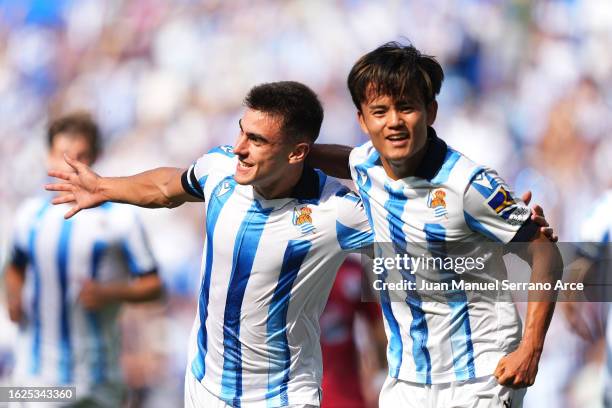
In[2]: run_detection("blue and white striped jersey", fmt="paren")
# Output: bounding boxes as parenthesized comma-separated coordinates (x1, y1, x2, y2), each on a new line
(349, 128, 536, 384)
(181, 146, 372, 407)
(9, 198, 156, 394)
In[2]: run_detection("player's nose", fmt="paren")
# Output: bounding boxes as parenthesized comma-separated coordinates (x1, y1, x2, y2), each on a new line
(233, 134, 248, 157)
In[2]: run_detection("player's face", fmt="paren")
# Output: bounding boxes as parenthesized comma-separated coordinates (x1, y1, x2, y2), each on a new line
(232, 109, 297, 193)
(48, 133, 95, 172)
(357, 92, 437, 165)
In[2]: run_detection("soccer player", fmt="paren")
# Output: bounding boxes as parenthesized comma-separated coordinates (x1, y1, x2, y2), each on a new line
(45, 82, 375, 408)
(309, 42, 563, 407)
(562, 190, 611, 406)
(46, 82, 554, 408)
(4, 112, 162, 407)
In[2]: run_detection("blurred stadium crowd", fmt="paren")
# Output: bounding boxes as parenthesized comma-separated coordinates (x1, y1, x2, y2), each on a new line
(0, 0, 610, 407)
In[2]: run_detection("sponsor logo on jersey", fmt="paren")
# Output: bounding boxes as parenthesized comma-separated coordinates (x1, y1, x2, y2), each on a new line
(217, 181, 232, 197)
(293, 205, 315, 234)
(428, 188, 448, 218)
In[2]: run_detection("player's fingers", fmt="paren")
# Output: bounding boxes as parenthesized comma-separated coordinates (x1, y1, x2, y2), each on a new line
(64, 206, 81, 219)
(52, 194, 75, 205)
(521, 191, 532, 205)
(45, 183, 73, 192)
(532, 215, 549, 227)
(47, 170, 72, 181)
(533, 204, 544, 217)
(64, 153, 86, 172)
(539, 227, 554, 239)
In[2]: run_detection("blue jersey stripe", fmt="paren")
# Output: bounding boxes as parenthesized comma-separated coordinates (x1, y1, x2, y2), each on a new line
(87, 240, 108, 384)
(192, 177, 236, 381)
(354, 150, 380, 229)
(57, 219, 74, 383)
(28, 200, 51, 375)
(431, 149, 461, 185)
(266, 240, 312, 407)
(424, 223, 476, 381)
(336, 221, 373, 251)
(220, 201, 272, 407)
(383, 182, 434, 382)
(463, 211, 502, 242)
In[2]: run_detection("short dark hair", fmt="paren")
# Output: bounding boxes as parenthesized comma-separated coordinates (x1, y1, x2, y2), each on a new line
(244, 81, 323, 143)
(348, 41, 444, 109)
(47, 112, 101, 160)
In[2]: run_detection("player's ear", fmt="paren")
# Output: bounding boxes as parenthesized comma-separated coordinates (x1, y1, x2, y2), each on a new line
(357, 110, 369, 135)
(288, 141, 310, 164)
(426, 100, 438, 126)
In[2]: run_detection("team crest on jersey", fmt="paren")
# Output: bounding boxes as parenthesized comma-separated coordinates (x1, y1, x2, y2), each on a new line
(428, 189, 448, 218)
(293, 205, 315, 234)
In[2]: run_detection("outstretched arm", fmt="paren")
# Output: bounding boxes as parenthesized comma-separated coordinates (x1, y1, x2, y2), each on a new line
(45, 154, 198, 218)
(307, 144, 353, 179)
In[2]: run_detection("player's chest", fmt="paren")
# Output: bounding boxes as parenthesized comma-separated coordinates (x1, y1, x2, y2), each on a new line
(364, 184, 468, 240)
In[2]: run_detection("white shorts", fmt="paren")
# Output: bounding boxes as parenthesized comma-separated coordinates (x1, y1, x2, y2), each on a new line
(379, 375, 526, 408)
(184, 371, 318, 408)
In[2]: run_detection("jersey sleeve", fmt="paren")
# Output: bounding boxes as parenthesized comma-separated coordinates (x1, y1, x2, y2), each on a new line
(335, 187, 374, 251)
(463, 168, 536, 243)
(118, 209, 158, 276)
(181, 145, 236, 201)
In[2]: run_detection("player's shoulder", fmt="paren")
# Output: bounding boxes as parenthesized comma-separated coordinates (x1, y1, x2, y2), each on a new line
(317, 174, 360, 203)
(439, 144, 487, 187)
(349, 141, 376, 167)
(15, 196, 51, 221)
(580, 190, 612, 241)
(191, 144, 237, 180)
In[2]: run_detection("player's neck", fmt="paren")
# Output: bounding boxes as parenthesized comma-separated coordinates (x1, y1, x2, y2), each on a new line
(254, 164, 304, 200)
(381, 142, 428, 180)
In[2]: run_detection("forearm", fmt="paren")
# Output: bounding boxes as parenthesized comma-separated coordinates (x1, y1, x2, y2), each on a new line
(307, 144, 352, 179)
(521, 238, 563, 351)
(5, 264, 25, 301)
(99, 167, 186, 208)
(100, 275, 163, 303)
(5, 264, 25, 321)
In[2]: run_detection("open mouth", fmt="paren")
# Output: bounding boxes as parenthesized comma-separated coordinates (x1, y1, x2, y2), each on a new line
(386, 133, 409, 142)
(238, 159, 254, 168)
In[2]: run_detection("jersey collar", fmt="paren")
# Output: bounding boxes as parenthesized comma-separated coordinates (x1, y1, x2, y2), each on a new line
(290, 165, 320, 200)
(414, 127, 448, 181)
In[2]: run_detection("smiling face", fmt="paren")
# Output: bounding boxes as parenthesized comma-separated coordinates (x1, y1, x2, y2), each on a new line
(357, 91, 437, 176)
(232, 108, 307, 198)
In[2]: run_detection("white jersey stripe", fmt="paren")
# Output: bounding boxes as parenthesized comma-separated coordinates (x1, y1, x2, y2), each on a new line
(423, 223, 476, 381)
(220, 201, 273, 405)
(191, 176, 237, 381)
(265, 239, 312, 408)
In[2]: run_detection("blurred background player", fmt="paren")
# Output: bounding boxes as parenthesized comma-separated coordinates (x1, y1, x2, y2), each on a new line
(4, 112, 163, 407)
(561, 190, 611, 406)
(319, 257, 386, 408)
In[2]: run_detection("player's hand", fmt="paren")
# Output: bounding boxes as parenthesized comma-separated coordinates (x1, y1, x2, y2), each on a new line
(45, 154, 105, 219)
(520, 191, 558, 242)
(493, 344, 540, 388)
(561, 302, 596, 342)
(78, 280, 112, 311)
